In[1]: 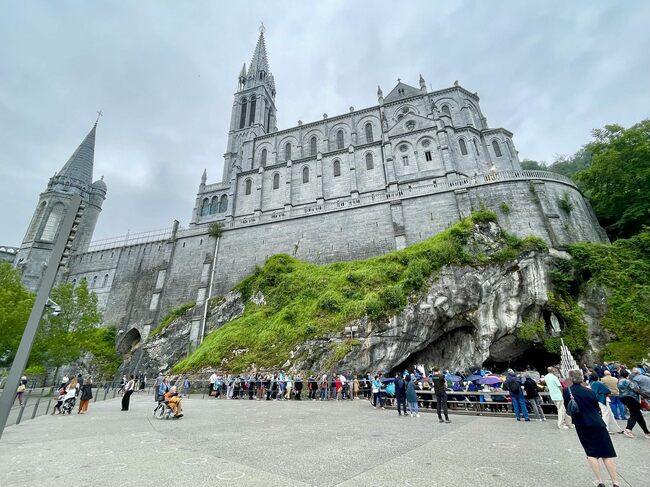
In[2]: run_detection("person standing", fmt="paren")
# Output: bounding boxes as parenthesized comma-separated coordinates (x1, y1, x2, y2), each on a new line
(405, 375, 419, 417)
(182, 377, 191, 397)
(523, 375, 546, 421)
(601, 370, 626, 420)
(395, 374, 407, 416)
(544, 367, 571, 429)
(563, 369, 619, 487)
(319, 374, 328, 401)
(371, 375, 384, 409)
(590, 377, 624, 434)
(335, 375, 342, 400)
(618, 369, 650, 438)
(506, 370, 529, 421)
(431, 368, 450, 423)
(294, 375, 303, 400)
(307, 375, 317, 400)
(154, 373, 164, 401)
(15, 376, 27, 406)
(121, 374, 135, 411)
(78, 376, 93, 414)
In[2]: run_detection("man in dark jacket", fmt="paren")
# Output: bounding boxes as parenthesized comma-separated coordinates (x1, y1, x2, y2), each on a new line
(395, 373, 407, 416)
(431, 368, 450, 423)
(523, 375, 546, 421)
(506, 370, 529, 421)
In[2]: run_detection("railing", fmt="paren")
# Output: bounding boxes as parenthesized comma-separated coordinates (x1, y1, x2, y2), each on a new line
(2, 381, 126, 427)
(149, 379, 560, 418)
(227, 170, 578, 229)
(87, 227, 173, 252)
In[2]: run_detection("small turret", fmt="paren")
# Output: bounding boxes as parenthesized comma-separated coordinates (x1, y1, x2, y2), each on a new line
(419, 74, 427, 94)
(238, 63, 247, 90)
(377, 85, 384, 105)
(201, 168, 207, 187)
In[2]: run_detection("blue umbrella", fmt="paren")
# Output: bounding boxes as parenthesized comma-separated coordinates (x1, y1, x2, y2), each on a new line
(466, 374, 483, 381)
(381, 377, 395, 383)
(478, 376, 502, 385)
(445, 374, 461, 382)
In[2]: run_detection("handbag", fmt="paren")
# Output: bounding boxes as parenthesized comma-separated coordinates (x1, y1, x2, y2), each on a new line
(566, 385, 580, 416)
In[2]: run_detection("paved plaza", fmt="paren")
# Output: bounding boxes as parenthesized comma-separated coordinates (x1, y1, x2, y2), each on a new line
(1, 392, 648, 487)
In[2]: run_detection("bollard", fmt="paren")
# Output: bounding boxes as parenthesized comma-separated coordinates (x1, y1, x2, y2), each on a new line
(16, 397, 29, 425)
(31, 396, 42, 419)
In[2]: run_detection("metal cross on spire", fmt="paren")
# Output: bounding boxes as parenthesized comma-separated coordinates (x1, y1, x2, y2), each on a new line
(259, 21, 265, 34)
(397, 78, 401, 84)
(95, 110, 103, 124)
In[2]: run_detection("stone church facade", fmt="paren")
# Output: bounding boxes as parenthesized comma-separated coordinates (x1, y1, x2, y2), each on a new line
(15, 29, 607, 355)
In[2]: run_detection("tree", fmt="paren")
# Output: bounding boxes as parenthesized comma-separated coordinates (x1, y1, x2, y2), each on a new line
(577, 121, 650, 239)
(548, 149, 592, 179)
(520, 159, 547, 171)
(0, 262, 34, 366)
(30, 280, 103, 369)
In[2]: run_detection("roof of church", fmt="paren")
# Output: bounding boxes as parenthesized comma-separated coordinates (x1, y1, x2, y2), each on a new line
(58, 122, 97, 185)
(248, 30, 270, 76)
(384, 81, 422, 103)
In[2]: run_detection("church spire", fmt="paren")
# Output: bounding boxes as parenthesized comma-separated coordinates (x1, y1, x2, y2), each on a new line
(248, 23, 270, 77)
(57, 121, 97, 185)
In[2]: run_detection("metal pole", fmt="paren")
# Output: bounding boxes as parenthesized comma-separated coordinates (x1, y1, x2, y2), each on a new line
(31, 396, 42, 420)
(0, 194, 82, 439)
(16, 398, 28, 425)
(200, 234, 220, 343)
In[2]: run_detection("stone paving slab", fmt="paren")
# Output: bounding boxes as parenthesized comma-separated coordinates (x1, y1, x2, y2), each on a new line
(0, 392, 647, 486)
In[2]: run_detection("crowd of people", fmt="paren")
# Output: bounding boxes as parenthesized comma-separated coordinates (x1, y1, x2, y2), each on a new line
(49, 373, 94, 415)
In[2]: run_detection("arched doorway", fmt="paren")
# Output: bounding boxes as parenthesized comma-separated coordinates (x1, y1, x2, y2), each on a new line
(117, 328, 141, 354)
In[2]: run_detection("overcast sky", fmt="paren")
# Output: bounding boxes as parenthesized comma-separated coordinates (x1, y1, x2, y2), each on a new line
(1, 1, 649, 245)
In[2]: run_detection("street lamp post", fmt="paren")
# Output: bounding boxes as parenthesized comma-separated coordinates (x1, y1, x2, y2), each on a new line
(0, 194, 84, 439)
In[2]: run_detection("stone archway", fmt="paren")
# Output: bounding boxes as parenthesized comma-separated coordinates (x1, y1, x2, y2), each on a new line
(117, 328, 141, 354)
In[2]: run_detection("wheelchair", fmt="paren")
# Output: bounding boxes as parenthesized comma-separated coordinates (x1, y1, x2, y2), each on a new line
(153, 396, 174, 420)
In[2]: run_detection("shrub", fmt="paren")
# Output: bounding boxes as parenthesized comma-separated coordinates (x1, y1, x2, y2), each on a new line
(558, 191, 574, 214)
(499, 202, 511, 215)
(150, 302, 196, 337)
(208, 222, 224, 239)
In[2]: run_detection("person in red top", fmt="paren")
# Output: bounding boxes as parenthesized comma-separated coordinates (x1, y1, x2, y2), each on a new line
(335, 376, 343, 400)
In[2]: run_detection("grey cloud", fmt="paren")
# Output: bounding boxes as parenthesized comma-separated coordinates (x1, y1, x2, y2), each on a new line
(1, 0, 649, 245)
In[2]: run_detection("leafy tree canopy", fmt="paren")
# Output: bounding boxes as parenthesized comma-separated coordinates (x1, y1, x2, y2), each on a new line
(577, 121, 650, 239)
(0, 262, 35, 366)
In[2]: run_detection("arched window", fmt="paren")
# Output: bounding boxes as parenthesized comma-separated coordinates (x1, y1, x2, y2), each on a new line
(441, 105, 451, 117)
(41, 202, 65, 241)
(336, 130, 344, 150)
(210, 196, 219, 214)
(103, 274, 109, 287)
(365, 123, 373, 143)
(473, 138, 480, 156)
(333, 160, 341, 177)
(459, 139, 468, 156)
(239, 97, 247, 129)
(302, 166, 310, 183)
(492, 140, 502, 158)
(310, 136, 317, 156)
(273, 172, 280, 189)
(219, 194, 228, 213)
(200, 198, 210, 216)
(285, 142, 292, 161)
(92, 275, 97, 288)
(260, 148, 267, 167)
(25, 201, 47, 241)
(245, 178, 252, 195)
(365, 152, 374, 170)
(248, 97, 256, 125)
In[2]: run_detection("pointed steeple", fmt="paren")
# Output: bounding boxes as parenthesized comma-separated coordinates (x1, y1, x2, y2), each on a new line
(248, 25, 270, 77)
(239, 63, 247, 79)
(58, 122, 97, 185)
(201, 168, 207, 186)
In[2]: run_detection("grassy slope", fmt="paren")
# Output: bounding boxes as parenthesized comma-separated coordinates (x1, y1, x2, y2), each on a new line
(173, 211, 548, 373)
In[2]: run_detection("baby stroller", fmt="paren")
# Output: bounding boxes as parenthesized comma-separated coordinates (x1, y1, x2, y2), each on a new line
(61, 396, 76, 415)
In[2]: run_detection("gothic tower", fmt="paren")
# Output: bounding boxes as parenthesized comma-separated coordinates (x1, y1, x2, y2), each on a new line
(16, 120, 107, 291)
(222, 25, 277, 183)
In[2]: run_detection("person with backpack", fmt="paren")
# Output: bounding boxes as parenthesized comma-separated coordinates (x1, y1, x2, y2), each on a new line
(544, 366, 572, 429)
(78, 376, 93, 414)
(523, 375, 546, 421)
(182, 377, 191, 397)
(505, 370, 529, 421)
(431, 368, 450, 423)
(394, 373, 407, 416)
(563, 369, 619, 487)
